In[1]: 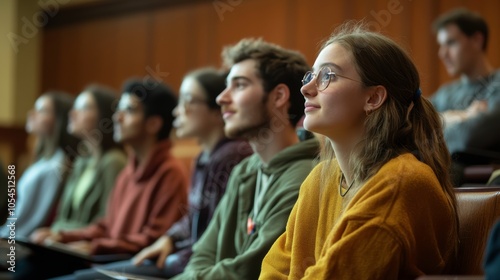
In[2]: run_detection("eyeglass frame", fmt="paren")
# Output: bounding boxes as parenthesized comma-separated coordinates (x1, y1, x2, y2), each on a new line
(302, 66, 363, 92)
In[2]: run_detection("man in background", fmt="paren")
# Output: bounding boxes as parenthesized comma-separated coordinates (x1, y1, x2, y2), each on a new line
(431, 8, 500, 185)
(173, 38, 319, 279)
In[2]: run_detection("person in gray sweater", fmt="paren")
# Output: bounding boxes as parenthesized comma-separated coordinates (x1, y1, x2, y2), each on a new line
(0, 92, 78, 238)
(31, 85, 127, 236)
(431, 8, 500, 185)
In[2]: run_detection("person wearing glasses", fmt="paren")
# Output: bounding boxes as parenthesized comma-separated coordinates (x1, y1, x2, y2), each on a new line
(25, 80, 189, 279)
(129, 68, 252, 277)
(260, 23, 458, 279)
(431, 8, 500, 185)
(168, 39, 319, 280)
(59, 68, 253, 279)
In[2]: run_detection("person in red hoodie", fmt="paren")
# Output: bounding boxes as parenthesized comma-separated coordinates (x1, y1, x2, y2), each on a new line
(24, 79, 189, 279)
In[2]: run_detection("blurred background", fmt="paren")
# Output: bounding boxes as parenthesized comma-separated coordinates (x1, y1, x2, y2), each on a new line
(1, 0, 499, 173)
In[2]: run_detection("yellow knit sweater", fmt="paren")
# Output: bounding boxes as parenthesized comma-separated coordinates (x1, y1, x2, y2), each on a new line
(260, 153, 457, 279)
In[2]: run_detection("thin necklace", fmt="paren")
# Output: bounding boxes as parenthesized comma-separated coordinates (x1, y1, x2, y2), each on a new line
(339, 172, 355, 197)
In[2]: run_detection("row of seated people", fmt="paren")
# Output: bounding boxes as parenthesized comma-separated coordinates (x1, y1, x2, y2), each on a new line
(0, 66, 253, 278)
(1, 7, 500, 279)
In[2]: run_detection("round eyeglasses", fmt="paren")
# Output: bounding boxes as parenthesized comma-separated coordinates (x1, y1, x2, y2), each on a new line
(302, 66, 362, 91)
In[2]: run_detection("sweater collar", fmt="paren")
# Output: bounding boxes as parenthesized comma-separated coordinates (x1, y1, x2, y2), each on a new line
(242, 138, 319, 178)
(262, 138, 319, 173)
(195, 137, 240, 167)
(129, 140, 173, 182)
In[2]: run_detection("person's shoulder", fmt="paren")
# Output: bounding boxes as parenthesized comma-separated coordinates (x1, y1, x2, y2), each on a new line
(380, 153, 435, 180)
(211, 139, 252, 163)
(160, 156, 188, 176)
(96, 152, 127, 188)
(272, 157, 322, 188)
(49, 148, 66, 164)
(290, 138, 320, 154)
(434, 79, 463, 96)
(145, 143, 189, 179)
(282, 139, 321, 168)
(70, 156, 90, 173)
(270, 138, 320, 168)
(150, 157, 188, 193)
(297, 159, 337, 187)
(33, 151, 65, 172)
(374, 154, 441, 196)
(489, 69, 500, 86)
(100, 149, 127, 167)
(485, 219, 500, 276)
(226, 153, 260, 176)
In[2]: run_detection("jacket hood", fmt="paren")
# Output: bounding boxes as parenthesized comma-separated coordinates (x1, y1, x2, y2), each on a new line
(244, 138, 319, 175)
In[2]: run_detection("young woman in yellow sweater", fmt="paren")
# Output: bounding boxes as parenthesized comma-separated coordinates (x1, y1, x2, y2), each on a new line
(260, 22, 459, 279)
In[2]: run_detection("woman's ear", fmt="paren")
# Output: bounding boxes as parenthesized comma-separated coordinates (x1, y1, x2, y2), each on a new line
(271, 84, 291, 109)
(364, 85, 387, 112)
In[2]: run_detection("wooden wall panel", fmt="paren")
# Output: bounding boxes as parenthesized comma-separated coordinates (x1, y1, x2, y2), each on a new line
(377, 0, 406, 39)
(409, 0, 442, 97)
(40, 0, 500, 97)
(185, 1, 220, 68)
(8, 0, 493, 171)
(104, 12, 151, 90)
(41, 27, 62, 93)
(0, 126, 28, 166)
(294, 0, 346, 65)
(481, 0, 500, 66)
(42, 12, 150, 94)
(211, 0, 290, 52)
(150, 5, 194, 92)
(43, 24, 82, 94)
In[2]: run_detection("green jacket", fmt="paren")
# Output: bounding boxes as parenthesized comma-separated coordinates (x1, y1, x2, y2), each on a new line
(174, 138, 319, 280)
(51, 149, 126, 231)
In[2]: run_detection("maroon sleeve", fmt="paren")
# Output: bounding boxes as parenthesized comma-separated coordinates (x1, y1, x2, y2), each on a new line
(89, 162, 189, 255)
(58, 218, 108, 243)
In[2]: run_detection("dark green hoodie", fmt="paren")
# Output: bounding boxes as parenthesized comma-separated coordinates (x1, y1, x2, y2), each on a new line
(174, 138, 319, 280)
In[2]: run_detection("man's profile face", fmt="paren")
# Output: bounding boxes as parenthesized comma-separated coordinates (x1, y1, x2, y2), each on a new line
(216, 59, 270, 139)
(437, 24, 482, 77)
(112, 93, 147, 144)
